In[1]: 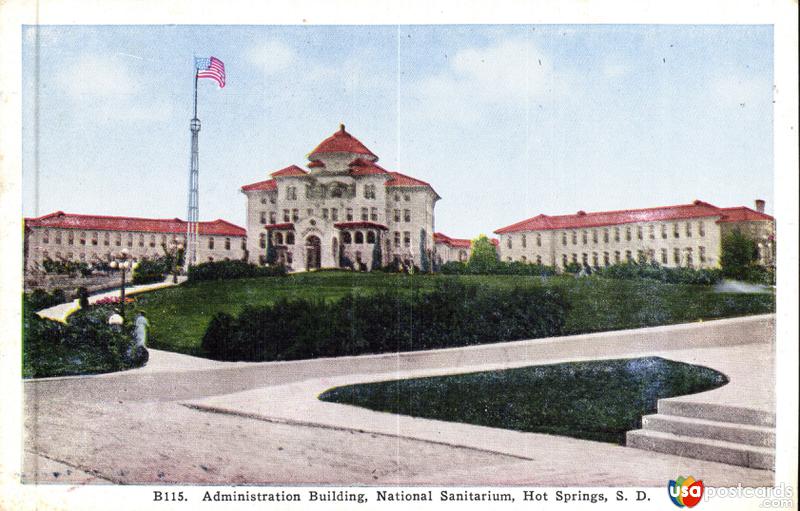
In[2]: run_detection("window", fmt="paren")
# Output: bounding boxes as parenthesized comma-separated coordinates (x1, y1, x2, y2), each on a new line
(104, 232, 110, 246)
(581, 253, 588, 266)
(42, 230, 49, 244)
(637, 250, 646, 263)
(394, 209, 401, 222)
(307, 208, 314, 218)
(614, 227, 620, 242)
(394, 193, 400, 202)
(138, 234, 145, 247)
(699, 246, 706, 263)
(536, 234, 542, 247)
(346, 208, 353, 221)
(661, 249, 668, 264)
(562, 232, 567, 246)
(403, 193, 410, 202)
(522, 234, 527, 248)
(291, 209, 299, 221)
(260, 196, 267, 205)
(361, 208, 369, 221)
(367, 231, 376, 244)
(371, 208, 378, 221)
(592, 252, 599, 267)
(150, 235, 156, 248)
(685, 222, 692, 237)
(572, 253, 578, 264)
(260, 211, 267, 224)
(127, 233, 133, 248)
(571, 231, 578, 245)
(331, 208, 338, 221)
(625, 227, 632, 241)
(592, 230, 598, 244)
(259, 233, 266, 249)
(649, 225, 655, 239)
(354, 231, 364, 244)
(208, 237, 215, 249)
(625, 250, 632, 262)
(269, 211, 276, 224)
(614, 251, 621, 263)
(275, 232, 284, 245)
(286, 232, 295, 245)
(582, 231, 588, 244)
(661, 224, 668, 239)
(286, 252, 293, 265)
(603, 252, 610, 266)
(562, 254, 568, 267)
(637, 226, 643, 240)
(161, 235, 167, 246)
(343, 232, 352, 244)
(685, 247, 693, 266)
(269, 195, 275, 204)
(403, 231, 411, 247)
(286, 186, 297, 200)
(647, 249, 655, 262)
(114, 233, 121, 247)
(283, 209, 290, 222)
(225, 238, 231, 250)
(507, 237, 512, 249)
(322, 208, 329, 220)
(603, 229, 609, 243)
(673, 248, 681, 265)
(673, 223, 680, 238)
(536, 255, 542, 265)
(55, 231, 62, 244)
(393, 231, 400, 246)
(68, 231, 74, 245)
(403, 209, 411, 222)
(698, 222, 706, 237)
(79, 232, 86, 245)
(364, 184, 376, 199)
(92, 232, 98, 246)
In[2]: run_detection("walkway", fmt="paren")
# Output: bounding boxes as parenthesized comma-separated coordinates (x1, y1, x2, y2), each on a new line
(22, 315, 775, 485)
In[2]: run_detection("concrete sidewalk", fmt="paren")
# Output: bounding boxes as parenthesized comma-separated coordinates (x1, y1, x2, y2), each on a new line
(36, 276, 186, 322)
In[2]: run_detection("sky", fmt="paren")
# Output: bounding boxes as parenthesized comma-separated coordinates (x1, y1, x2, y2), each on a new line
(21, 25, 774, 238)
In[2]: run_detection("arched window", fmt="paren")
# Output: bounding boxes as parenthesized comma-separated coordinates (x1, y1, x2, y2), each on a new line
(355, 231, 364, 244)
(367, 231, 376, 244)
(259, 233, 266, 248)
(286, 232, 295, 245)
(342, 232, 352, 244)
(208, 237, 215, 249)
(274, 232, 283, 245)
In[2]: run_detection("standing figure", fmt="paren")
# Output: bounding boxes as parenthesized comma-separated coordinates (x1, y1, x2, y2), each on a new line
(134, 311, 149, 348)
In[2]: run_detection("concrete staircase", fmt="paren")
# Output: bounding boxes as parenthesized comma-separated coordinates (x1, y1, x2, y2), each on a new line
(626, 399, 775, 470)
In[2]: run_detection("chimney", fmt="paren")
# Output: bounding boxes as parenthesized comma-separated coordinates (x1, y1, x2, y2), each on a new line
(755, 199, 765, 213)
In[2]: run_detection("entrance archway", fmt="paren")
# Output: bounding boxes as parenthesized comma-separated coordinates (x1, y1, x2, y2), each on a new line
(306, 235, 321, 270)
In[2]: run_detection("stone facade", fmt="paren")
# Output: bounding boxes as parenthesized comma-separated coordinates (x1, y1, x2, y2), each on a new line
(495, 200, 775, 270)
(23, 211, 246, 272)
(242, 125, 440, 271)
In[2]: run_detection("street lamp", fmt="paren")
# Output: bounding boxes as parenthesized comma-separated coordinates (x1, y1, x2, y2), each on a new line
(109, 249, 132, 317)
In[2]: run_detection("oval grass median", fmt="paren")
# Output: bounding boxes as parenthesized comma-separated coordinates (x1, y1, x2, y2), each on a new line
(319, 357, 729, 444)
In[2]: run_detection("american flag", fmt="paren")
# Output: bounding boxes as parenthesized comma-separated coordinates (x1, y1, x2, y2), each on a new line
(195, 56, 225, 88)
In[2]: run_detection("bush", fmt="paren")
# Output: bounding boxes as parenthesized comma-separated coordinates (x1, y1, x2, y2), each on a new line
(26, 289, 68, 311)
(77, 287, 90, 308)
(440, 260, 556, 276)
(131, 256, 171, 285)
(188, 260, 287, 282)
(563, 262, 582, 274)
(594, 262, 723, 286)
(41, 258, 92, 276)
(201, 280, 569, 362)
(22, 301, 143, 378)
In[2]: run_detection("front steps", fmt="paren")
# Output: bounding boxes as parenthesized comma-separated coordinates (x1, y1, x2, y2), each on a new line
(626, 399, 775, 470)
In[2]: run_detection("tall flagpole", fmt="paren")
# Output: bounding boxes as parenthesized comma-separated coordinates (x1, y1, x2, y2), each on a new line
(186, 67, 201, 268)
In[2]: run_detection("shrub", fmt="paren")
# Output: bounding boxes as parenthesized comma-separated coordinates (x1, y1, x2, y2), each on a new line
(439, 260, 556, 276)
(467, 235, 498, 273)
(594, 262, 723, 286)
(187, 260, 287, 282)
(22, 301, 143, 378)
(132, 256, 171, 285)
(41, 258, 92, 276)
(563, 262, 582, 274)
(200, 280, 569, 362)
(26, 288, 68, 311)
(77, 287, 90, 308)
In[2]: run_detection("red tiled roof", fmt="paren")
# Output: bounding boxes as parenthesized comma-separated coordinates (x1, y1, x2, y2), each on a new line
(308, 124, 378, 161)
(270, 165, 308, 178)
(307, 160, 325, 169)
(434, 232, 471, 248)
(717, 207, 774, 223)
(334, 221, 389, 231)
(25, 211, 245, 236)
(264, 223, 295, 231)
(348, 158, 390, 176)
(495, 200, 737, 234)
(241, 179, 277, 192)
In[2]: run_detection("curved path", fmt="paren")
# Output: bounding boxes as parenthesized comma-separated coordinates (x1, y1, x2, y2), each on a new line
(23, 315, 775, 486)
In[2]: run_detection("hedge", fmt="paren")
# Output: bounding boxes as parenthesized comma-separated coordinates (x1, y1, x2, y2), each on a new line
(22, 302, 146, 378)
(187, 260, 287, 282)
(201, 280, 569, 362)
(132, 257, 170, 285)
(593, 262, 723, 286)
(440, 260, 557, 276)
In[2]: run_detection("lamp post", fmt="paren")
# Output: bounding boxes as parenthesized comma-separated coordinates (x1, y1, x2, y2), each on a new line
(109, 249, 132, 318)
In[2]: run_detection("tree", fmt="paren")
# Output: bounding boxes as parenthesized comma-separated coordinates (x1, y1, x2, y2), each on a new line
(266, 232, 277, 265)
(419, 229, 430, 273)
(467, 234, 498, 273)
(371, 236, 383, 271)
(720, 229, 759, 280)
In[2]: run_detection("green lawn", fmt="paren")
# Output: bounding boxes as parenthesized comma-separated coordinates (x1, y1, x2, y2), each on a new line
(319, 357, 729, 444)
(132, 271, 775, 356)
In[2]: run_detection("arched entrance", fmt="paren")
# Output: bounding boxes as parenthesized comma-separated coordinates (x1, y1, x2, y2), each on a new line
(306, 235, 321, 270)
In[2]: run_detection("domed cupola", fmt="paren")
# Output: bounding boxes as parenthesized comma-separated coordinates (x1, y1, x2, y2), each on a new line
(307, 124, 378, 172)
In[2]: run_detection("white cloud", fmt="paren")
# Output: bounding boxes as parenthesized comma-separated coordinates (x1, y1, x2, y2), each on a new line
(245, 40, 296, 76)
